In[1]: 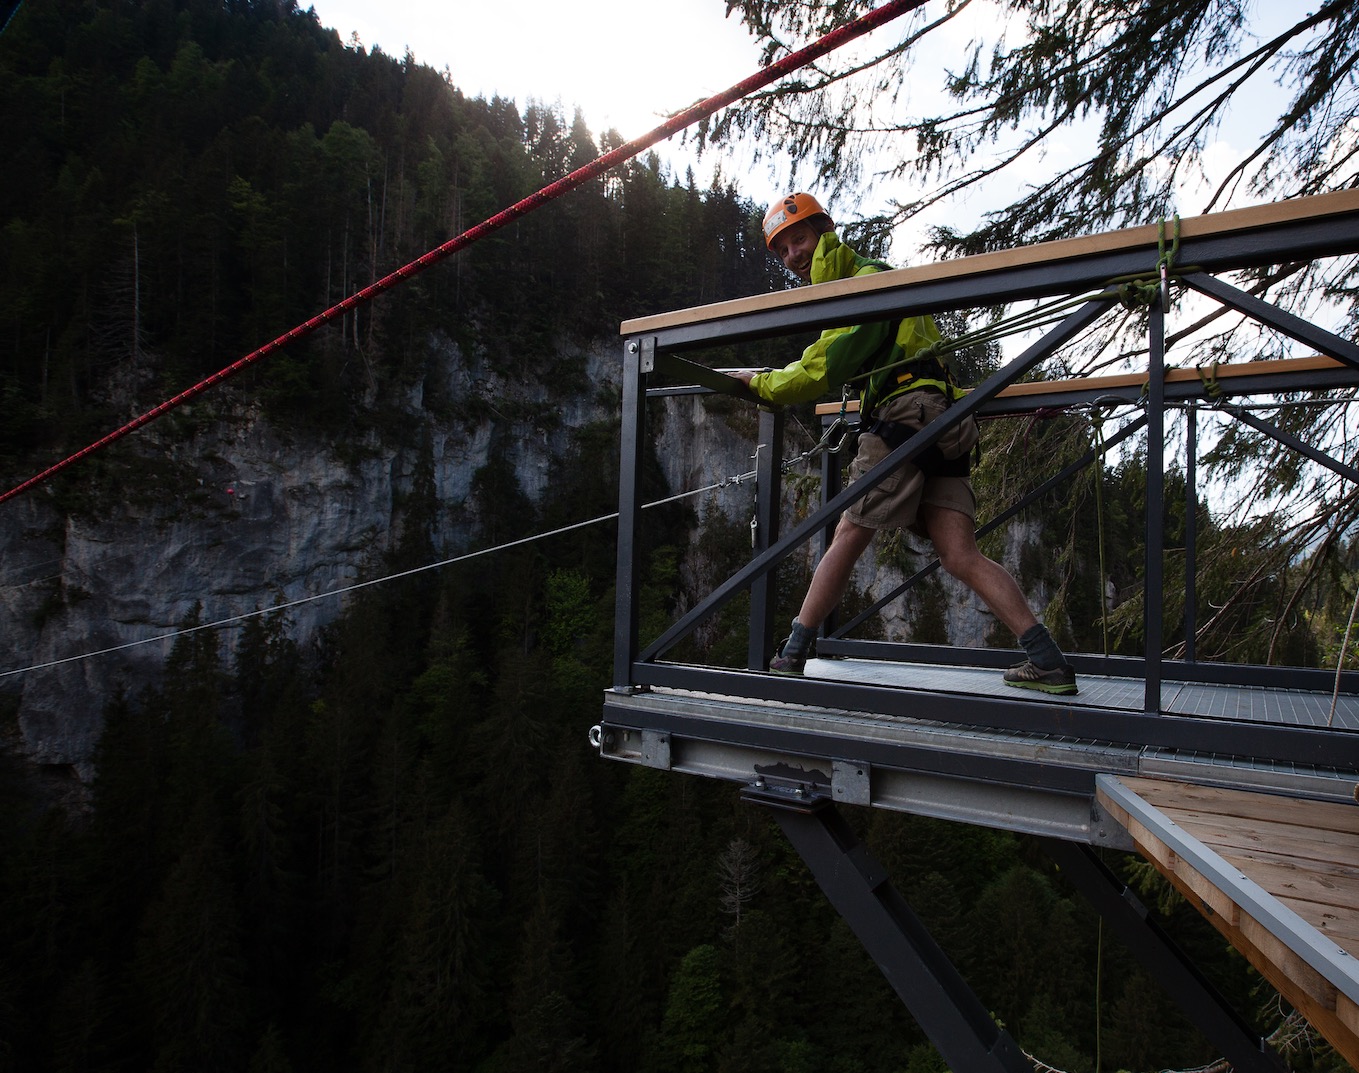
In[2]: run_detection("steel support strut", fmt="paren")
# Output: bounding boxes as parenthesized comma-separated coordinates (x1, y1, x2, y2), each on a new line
(1180, 272, 1359, 371)
(1039, 839, 1287, 1073)
(747, 793, 1033, 1073)
(1144, 301, 1166, 712)
(748, 407, 784, 670)
(613, 337, 650, 691)
(1185, 404, 1199, 662)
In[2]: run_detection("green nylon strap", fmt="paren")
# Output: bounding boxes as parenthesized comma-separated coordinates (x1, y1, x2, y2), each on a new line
(1196, 358, 1223, 400)
(1157, 213, 1181, 274)
(1112, 214, 1183, 309)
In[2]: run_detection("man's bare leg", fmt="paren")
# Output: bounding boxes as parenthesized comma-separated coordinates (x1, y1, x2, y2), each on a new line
(922, 504, 1038, 637)
(797, 515, 876, 628)
(923, 503, 1076, 692)
(770, 515, 875, 672)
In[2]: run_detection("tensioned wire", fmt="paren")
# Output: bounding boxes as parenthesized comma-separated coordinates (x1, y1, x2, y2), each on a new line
(7, 386, 1353, 676)
(0, 476, 752, 681)
(0, 407, 854, 680)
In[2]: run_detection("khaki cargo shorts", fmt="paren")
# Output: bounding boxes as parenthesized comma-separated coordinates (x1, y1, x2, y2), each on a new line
(842, 390, 977, 538)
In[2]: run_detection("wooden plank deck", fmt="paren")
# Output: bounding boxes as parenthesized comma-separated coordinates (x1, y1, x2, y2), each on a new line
(809, 354, 1356, 411)
(1098, 775, 1359, 1069)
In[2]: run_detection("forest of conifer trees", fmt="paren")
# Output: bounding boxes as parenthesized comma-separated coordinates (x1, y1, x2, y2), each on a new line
(1, 1, 1354, 1071)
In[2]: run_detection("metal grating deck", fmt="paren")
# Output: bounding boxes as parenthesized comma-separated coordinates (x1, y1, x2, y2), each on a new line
(804, 656, 1359, 730)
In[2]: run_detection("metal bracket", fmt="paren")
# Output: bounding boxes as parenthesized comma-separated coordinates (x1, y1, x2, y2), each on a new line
(641, 728, 671, 770)
(833, 758, 872, 806)
(624, 337, 656, 373)
(589, 724, 670, 770)
(742, 768, 830, 813)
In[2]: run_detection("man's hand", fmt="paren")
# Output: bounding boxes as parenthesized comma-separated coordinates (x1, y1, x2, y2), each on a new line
(730, 370, 757, 388)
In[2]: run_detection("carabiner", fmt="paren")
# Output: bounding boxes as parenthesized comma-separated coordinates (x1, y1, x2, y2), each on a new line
(821, 416, 859, 455)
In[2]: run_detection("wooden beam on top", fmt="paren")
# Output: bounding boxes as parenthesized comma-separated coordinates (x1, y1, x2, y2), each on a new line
(621, 190, 1359, 337)
(812, 354, 1355, 415)
(1097, 774, 1359, 1069)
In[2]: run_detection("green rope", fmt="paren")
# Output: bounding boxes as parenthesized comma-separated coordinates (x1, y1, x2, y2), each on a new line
(1111, 213, 1183, 310)
(1157, 212, 1182, 274)
(1196, 357, 1223, 402)
(842, 213, 1181, 388)
(844, 286, 1122, 387)
(1116, 278, 1161, 309)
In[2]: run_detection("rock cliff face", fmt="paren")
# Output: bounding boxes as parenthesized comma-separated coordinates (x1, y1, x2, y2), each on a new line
(0, 336, 625, 775)
(1, 337, 1048, 778)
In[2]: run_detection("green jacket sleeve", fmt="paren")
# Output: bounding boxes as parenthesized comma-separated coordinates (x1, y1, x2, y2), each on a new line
(748, 262, 892, 406)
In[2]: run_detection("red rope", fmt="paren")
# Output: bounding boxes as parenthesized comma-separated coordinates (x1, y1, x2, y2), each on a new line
(0, 0, 928, 506)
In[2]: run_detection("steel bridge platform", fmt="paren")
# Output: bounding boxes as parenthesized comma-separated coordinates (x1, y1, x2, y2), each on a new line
(605, 190, 1359, 1069)
(598, 657, 1359, 1067)
(601, 656, 1359, 830)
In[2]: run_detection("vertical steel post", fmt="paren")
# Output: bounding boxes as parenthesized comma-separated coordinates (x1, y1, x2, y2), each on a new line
(748, 407, 785, 669)
(820, 418, 844, 636)
(1185, 403, 1198, 663)
(1144, 301, 1166, 713)
(613, 337, 650, 691)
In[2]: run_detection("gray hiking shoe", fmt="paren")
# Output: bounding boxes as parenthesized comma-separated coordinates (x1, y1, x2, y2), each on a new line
(1003, 660, 1078, 695)
(769, 647, 807, 675)
(769, 623, 814, 675)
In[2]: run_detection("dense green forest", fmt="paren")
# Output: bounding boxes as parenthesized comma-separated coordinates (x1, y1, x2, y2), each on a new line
(0, 1, 1354, 1072)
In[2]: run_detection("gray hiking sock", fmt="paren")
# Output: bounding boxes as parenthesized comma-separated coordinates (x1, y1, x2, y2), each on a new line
(782, 618, 817, 658)
(1019, 623, 1064, 670)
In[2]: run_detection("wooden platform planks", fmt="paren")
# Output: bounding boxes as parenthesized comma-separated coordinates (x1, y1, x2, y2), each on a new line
(1097, 775, 1359, 1068)
(811, 354, 1354, 413)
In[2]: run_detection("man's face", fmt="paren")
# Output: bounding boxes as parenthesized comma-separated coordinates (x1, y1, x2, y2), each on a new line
(771, 220, 822, 283)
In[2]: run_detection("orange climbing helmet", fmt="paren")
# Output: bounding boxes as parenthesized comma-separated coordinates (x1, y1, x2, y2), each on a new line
(762, 192, 833, 250)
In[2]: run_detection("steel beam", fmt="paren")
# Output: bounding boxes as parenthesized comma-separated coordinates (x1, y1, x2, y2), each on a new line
(1039, 838, 1287, 1073)
(809, 638, 1359, 692)
(1185, 404, 1199, 662)
(620, 662, 1359, 769)
(1180, 272, 1359, 371)
(638, 212, 1359, 352)
(1218, 403, 1359, 487)
(1144, 301, 1166, 713)
(819, 420, 846, 636)
(750, 797, 1033, 1073)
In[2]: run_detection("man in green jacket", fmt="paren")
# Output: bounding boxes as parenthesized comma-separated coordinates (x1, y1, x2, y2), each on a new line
(734, 192, 1077, 695)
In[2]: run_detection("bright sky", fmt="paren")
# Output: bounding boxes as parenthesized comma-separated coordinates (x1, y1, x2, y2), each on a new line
(303, 0, 1307, 258)
(309, 0, 766, 163)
